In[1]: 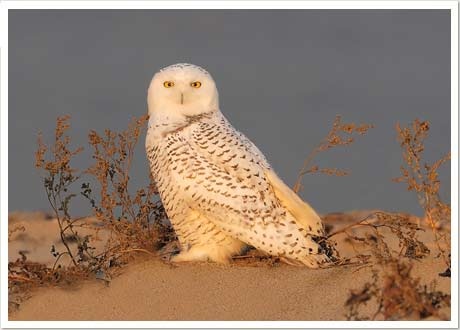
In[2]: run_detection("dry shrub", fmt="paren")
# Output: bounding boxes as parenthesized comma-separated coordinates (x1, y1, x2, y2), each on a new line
(292, 115, 374, 263)
(393, 119, 451, 269)
(10, 114, 171, 309)
(293, 115, 374, 193)
(8, 253, 86, 313)
(336, 214, 450, 321)
(34, 114, 171, 273)
(35, 115, 84, 268)
(82, 114, 171, 266)
(293, 116, 451, 320)
(344, 228, 450, 321)
(326, 211, 430, 262)
(332, 119, 451, 320)
(345, 259, 450, 321)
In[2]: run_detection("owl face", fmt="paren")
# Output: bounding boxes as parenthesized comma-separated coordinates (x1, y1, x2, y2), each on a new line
(148, 63, 219, 118)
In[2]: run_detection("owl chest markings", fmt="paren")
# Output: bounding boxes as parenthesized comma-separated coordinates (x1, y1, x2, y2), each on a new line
(149, 118, 279, 222)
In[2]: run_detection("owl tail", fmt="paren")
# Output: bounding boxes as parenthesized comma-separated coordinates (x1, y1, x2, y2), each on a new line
(264, 169, 325, 236)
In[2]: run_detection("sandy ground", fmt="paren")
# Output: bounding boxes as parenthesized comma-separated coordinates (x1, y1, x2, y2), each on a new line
(8, 211, 451, 321)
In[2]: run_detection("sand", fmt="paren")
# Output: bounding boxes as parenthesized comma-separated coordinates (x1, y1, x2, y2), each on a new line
(8, 211, 451, 321)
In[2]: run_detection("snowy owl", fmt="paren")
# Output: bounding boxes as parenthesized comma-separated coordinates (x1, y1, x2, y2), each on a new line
(146, 63, 329, 268)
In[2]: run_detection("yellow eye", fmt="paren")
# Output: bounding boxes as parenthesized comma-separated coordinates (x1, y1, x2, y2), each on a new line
(163, 81, 174, 88)
(191, 81, 202, 88)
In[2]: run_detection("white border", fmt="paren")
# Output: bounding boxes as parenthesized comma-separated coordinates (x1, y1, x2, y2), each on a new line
(449, 2, 459, 329)
(1, 1, 458, 329)
(0, 2, 9, 329)
(0, 0, 458, 10)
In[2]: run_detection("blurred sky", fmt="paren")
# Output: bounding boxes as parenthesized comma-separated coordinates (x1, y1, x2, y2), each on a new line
(9, 10, 451, 216)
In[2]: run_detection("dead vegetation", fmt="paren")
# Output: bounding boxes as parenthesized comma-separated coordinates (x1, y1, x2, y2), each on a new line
(9, 114, 451, 320)
(322, 119, 450, 320)
(9, 114, 171, 313)
(293, 115, 374, 193)
(345, 260, 450, 320)
(338, 211, 450, 320)
(393, 119, 451, 270)
(293, 116, 450, 320)
(82, 114, 171, 268)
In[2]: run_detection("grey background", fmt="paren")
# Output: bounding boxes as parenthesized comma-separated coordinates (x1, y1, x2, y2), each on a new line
(9, 10, 451, 216)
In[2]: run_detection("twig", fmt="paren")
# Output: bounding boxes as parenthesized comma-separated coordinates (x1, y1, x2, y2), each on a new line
(118, 248, 156, 257)
(8, 275, 35, 283)
(326, 212, 382, 239)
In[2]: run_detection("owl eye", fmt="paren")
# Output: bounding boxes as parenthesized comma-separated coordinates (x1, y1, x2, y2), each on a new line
(190, 81, 202, 88)
(163, 81, 174, 88)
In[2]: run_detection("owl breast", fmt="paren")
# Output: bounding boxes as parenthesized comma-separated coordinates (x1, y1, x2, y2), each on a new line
(146, 124, 239, 249)
(146, 127, 191, 224)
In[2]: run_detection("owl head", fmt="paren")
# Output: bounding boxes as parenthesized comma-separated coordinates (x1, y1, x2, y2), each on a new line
(147, 63, 220, 119)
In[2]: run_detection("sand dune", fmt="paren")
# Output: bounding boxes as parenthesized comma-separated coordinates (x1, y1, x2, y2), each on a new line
(9, 256, 449, 321)
(8, 211, 451, 321)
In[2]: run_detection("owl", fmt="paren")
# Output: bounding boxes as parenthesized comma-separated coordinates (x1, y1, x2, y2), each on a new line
(146, 63, 329, 268)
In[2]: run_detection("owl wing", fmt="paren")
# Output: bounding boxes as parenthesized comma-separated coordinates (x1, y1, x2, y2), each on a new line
(192, 114, 324, 236)
(174, 114, 324, 238)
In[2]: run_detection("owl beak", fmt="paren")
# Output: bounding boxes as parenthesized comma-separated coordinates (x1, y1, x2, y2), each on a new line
(180, 93, 184, 105)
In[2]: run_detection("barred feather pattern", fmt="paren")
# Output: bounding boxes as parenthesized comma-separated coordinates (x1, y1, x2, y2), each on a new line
(146, 111, 328, 267)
